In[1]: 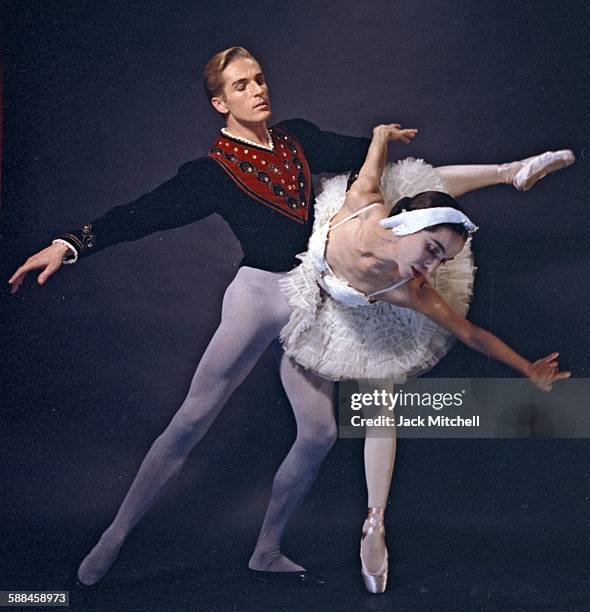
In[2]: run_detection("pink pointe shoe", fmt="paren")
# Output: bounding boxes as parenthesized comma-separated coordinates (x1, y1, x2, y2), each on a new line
(360, 512, 388, 594)
(512, 149, 575, 191)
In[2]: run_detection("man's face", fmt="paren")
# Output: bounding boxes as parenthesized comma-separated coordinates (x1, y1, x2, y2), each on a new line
(211, 57, 271, 124)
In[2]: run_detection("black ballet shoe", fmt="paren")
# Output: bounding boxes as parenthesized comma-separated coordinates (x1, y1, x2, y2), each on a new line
(249, 568, 327, 586)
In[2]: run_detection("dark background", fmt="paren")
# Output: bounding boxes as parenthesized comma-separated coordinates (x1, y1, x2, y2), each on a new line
(2, 1, 589, 609)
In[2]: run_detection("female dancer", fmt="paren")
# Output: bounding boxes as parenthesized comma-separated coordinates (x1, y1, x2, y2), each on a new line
(278, 123, 573, 591)
(66, 123, 572, 591)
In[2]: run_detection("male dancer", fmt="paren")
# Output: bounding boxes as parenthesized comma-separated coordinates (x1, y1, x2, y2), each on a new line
(9, 46, 371, 586)
(9, 46, 573, 590)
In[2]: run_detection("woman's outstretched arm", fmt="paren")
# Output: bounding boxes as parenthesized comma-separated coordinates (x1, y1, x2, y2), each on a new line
(353, 124, 417, 194)
(393, 278, 571, 392)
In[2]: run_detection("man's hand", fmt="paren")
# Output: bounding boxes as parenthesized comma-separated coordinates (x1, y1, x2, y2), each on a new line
(524, 352, 572, 392)
(372, 123, 418, 144)
(8, 243, 70, 294)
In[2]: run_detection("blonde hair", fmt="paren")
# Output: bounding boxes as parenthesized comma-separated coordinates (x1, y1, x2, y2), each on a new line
(202, 46, 259, 100)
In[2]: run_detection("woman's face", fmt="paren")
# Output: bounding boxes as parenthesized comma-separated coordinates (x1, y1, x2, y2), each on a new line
(396, 226, 466, 279)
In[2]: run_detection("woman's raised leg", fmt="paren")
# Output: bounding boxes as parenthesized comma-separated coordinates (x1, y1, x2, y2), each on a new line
(77, 268, 292, 586)
(435, 150, 574, 197)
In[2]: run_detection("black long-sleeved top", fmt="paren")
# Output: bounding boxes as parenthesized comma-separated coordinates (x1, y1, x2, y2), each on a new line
(60, 118, 370, 272)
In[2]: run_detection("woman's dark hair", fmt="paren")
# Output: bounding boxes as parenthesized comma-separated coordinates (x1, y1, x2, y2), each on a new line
(389, 191, 469, 240)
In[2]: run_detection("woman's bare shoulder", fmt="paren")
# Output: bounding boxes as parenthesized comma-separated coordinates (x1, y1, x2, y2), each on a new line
(332, 187, 386, 224)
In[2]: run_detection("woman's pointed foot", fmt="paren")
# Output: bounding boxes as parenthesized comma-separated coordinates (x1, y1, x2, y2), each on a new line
(360, 508, 388, 594)
(510, 150, 575, 191)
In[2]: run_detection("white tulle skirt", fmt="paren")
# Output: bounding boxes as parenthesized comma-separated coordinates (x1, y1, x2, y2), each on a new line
(279, 158, 477, 382)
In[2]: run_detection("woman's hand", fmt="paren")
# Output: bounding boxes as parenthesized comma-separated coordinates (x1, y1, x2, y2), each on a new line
(355, 123, 419, 194)
(396, 282, 573, 388)
(8, 243, 69, 294)
(524, 352, 572, 392)
(372, 123, 418, 144)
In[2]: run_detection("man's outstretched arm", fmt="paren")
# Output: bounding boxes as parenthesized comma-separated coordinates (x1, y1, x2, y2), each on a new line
(9, 158, 219, 293)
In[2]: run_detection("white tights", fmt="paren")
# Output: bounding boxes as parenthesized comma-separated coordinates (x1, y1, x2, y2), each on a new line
(435, 163, 516, 197)
(78, 267, 336, 584)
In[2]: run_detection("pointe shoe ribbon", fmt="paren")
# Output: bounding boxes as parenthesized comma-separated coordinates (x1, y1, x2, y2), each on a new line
(513, 149, 575, 191)
(360, 514, 388, 594)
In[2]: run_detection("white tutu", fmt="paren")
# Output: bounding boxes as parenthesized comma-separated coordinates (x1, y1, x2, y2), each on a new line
(279, 158, 477, 382)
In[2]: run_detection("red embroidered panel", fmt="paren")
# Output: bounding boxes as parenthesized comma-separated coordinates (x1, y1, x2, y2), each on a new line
(207, 126, 311, 224)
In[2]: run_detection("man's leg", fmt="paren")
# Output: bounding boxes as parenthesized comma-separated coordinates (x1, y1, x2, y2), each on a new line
(435, 150, 574, 197)
(248, 342, 337, 572)
(77, 268, 292, 585)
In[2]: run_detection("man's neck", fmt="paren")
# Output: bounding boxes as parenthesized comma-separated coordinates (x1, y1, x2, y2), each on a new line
(223, 118, 270, 147)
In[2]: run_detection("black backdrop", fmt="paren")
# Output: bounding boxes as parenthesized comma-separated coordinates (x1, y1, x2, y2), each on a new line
(2, 1, 589, 610)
